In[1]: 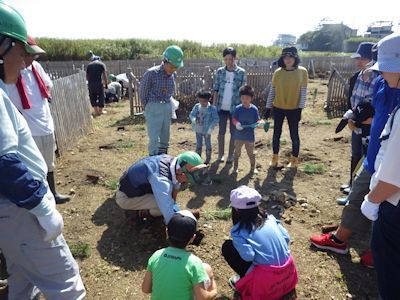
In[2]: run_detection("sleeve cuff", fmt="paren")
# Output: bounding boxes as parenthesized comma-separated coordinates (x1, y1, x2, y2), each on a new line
(29, 189, 55, 217)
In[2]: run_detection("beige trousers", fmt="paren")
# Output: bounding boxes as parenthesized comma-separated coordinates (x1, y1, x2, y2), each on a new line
(115, 190, 162, 217)
(234, 140, 255, 169)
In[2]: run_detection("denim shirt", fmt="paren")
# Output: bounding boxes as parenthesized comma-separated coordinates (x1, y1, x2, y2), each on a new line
(118, 155, 179, 223)
(189, 103, 219, 134)
(140, 63, 176, 106)
(213, 65, 247, 113)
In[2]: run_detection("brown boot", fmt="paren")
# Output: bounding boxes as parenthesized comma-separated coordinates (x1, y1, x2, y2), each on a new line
(287, 156, 299, 168)
(270, 154, 279, 168)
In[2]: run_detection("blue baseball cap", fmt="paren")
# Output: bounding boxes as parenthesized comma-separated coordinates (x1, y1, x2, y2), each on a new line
(351, 42, 375, 60)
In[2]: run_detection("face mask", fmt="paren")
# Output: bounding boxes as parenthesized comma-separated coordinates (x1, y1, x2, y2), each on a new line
(182, 166, 212, 186)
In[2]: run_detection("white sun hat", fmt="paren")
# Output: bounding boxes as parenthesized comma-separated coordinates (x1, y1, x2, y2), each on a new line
(370, 32, 400, 73)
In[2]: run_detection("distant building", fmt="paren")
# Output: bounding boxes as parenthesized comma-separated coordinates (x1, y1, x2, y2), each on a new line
(318, 20, 358, 37)
(364, 21, 393, 39)
(274, 34, 297, 48)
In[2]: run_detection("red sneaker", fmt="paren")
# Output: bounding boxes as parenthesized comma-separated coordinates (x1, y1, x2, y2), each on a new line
(360, 250, 374, 269)
(310, 233, 349, 254)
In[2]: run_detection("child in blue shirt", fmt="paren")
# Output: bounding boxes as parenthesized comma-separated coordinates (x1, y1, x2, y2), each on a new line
(221, 185, 297, 299)
(232, 85, 263, 174)
(189, 90, 219, 164)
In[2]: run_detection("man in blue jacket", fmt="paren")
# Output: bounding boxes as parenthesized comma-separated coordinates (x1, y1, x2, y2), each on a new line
(116, 151, 211, 225)
(0, 2, 85, 299)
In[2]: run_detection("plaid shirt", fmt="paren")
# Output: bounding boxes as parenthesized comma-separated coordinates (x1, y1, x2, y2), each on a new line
(140, 64, 176, 106)
(213, 65, 246, 113)
(350, 69, 380, 109)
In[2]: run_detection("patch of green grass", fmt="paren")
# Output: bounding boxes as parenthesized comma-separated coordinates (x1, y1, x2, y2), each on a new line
(204, 208, 232, 220)
(308, 120, 332, 126)
(68, 242, 91, 259)
(303, 163, 325, 175)
(112, 103, 125, 108)
(115, 141, 134, 149)
(280, 138, 287, 145)
(133, 126, 146, 131)
(104, 179, 119, 190)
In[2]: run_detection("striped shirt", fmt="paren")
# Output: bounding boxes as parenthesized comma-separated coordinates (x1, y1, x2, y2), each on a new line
(350, 69, 380, 109)
(140, 64, 176, 106)
(213, 65, 247, 113)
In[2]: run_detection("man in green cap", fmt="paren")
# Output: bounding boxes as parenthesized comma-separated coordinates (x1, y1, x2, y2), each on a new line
(140, 45, 184, 155)
(0, 2, 85, 299)
(115, 151, 211, 225)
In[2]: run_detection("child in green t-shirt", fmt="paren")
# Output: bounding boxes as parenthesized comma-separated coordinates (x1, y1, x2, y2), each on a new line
(142, 210, 218, 300)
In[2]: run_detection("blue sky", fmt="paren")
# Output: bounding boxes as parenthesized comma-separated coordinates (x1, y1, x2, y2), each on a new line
(9, 0, 400, 45)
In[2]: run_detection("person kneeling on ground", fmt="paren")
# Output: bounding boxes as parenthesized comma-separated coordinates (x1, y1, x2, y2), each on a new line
(222, 185, 298, 299)
(105, 74, 122, 103)
(142, 210, 218, 299)
(115, 151, 211, 225)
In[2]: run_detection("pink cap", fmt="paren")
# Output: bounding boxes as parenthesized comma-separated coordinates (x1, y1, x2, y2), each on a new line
(230, 185, 261, 209)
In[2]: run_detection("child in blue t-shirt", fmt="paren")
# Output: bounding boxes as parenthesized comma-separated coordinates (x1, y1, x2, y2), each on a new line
(221, 185, 297, 299)
(189, 90, 219, 165)
(232, 85, 263, 174)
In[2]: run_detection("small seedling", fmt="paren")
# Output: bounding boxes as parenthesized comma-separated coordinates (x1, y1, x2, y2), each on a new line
(204, 208, 232, 220)
(303, 163, 325, 175)
(115, 141, 134, 149)
(68, 242, 91, 259)
(104, 179, 119, 190)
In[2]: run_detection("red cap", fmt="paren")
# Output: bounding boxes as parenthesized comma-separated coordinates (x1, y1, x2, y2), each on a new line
(25, 35, 45, 55)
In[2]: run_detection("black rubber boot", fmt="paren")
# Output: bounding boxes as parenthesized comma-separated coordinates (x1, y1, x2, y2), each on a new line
(47, 172, 70, 204)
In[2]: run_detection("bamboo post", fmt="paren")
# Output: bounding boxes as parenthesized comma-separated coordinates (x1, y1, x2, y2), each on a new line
(127, 67, 134, 117)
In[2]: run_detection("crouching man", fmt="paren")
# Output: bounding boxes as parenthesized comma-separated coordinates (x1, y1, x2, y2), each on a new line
(115, 151, 211, 224)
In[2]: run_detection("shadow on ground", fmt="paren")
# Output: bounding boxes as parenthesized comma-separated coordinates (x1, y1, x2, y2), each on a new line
(309, 242, 378, 299)
(92, 196, 168, 271)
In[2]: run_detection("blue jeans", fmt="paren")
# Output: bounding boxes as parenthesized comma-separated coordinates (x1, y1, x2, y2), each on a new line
(371, 201, 400, 300)
(144, 102, 172, 155)
(196, 132, 211, 155)
(272, 107, 301, 157)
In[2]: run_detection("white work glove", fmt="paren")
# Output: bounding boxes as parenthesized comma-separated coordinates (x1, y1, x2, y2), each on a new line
(33, 190, 64, 241)
(343, 109, 354, 120)
(235, 122, 243, 131)
(190, 117, 196, 124)
(361, 195, 380, 221)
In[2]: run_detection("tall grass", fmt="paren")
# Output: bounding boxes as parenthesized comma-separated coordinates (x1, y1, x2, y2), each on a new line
(35, 38, 345, 61)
